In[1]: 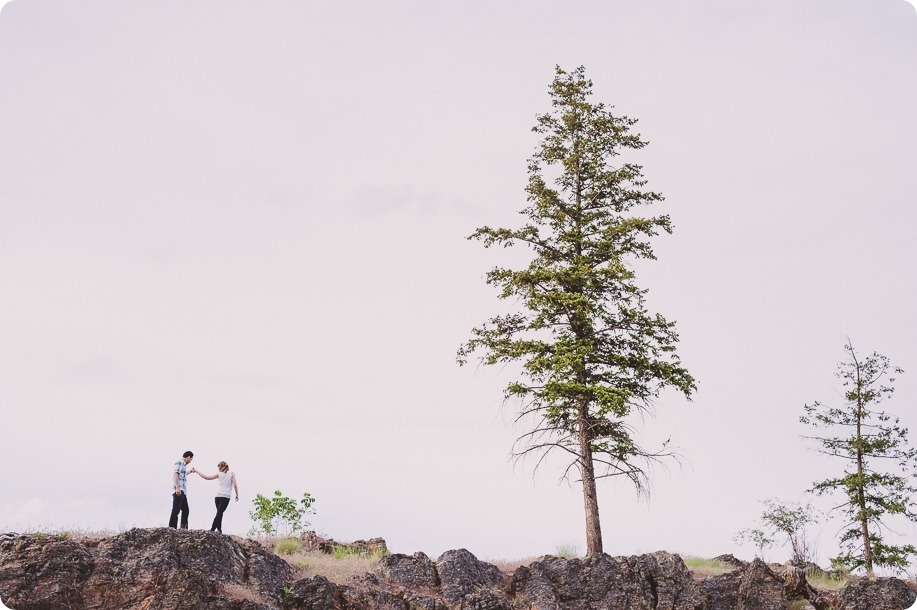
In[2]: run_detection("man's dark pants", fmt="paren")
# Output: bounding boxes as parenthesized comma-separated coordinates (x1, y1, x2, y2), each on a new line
(169, 492, 189, 528)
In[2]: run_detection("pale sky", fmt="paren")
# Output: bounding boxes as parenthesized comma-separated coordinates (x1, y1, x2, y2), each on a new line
(1, 0, 916, 569)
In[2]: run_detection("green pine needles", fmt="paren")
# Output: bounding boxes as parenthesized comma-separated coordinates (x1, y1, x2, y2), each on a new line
(458, 66, 695, 556)
(801, 339, 917, 576)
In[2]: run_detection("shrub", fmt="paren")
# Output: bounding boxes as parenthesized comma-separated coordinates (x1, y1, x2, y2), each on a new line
(249, 490, 316, 537)
(735, 499, 819, 565)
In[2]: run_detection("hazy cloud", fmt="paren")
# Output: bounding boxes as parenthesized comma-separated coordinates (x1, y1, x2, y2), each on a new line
(347, 184, 445, 215)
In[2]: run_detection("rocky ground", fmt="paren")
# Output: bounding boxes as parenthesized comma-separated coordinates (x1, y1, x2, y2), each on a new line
(1, 528, 914, 610)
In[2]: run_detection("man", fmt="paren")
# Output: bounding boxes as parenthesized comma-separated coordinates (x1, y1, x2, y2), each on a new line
(168, 451, 194, 528)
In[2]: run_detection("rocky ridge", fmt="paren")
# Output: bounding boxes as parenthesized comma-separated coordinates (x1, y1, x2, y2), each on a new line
(1, 528, 915, 610)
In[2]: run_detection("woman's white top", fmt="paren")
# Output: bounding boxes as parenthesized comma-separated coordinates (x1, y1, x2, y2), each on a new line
(217, 471, 235, 498)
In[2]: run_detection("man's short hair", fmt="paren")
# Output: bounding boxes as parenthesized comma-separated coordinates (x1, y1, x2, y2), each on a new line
(183, 451, 194, 458)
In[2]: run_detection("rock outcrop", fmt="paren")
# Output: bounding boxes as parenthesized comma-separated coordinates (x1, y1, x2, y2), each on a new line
(834, 577, 917, 610)
(378, 552, 440, 589)
(511, 551, 706, 610)
(301, 531, 389, 557)
(704, 557, 917, 610)
(2, 530, 916, 610)
(436, 548, 506, 608)
(700, 558, 787, 610)
(0, 528, 290, 610)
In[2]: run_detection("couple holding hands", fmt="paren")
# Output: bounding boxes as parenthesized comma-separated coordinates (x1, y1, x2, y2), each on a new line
(169, 450, 239, 533)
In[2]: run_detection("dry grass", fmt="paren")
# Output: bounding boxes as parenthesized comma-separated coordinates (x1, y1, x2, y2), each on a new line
(220, 582, 274, 606)
(805, 568, 846, 591)
(283, 549, 382, 585)
(488, 556, 542, 573)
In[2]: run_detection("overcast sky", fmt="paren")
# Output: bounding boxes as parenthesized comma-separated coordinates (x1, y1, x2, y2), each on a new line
(2, 0, 916, 568)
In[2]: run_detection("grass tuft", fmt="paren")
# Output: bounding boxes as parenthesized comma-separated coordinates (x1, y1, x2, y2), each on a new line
(554, 542, 580, 558)
(331, 545, 388, 560)
(682, 556, 734, 579)
(274, 537, 303, 556)
(805, 566, 846, 591)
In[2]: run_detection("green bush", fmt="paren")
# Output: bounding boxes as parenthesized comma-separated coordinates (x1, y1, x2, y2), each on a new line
(249, 490, 316, 537)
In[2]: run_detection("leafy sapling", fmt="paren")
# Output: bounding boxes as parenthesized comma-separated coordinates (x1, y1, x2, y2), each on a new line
(249, 490, 316, 538)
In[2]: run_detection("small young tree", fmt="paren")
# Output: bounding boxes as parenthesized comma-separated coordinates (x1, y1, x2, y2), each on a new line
(249, 490, 316, 538)
(801, 340, 917, 576)
(735, 499, 819, 565)
(458, 66, 695, 556)
(734, 527, 775, 561)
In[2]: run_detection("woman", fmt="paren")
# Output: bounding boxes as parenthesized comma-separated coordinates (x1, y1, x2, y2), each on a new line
(190, 461, 239, 533)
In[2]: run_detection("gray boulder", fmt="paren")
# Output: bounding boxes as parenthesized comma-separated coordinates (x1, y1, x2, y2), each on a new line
(700, 557, 786, 610)
(435, 549, 508, 610)
(379, 551, 440, 589)
(286, 574, 346, 610)
(837, 577, 917, 610)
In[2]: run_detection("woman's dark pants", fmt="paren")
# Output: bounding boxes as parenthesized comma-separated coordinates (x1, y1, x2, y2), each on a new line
(211, 497, 230, 532)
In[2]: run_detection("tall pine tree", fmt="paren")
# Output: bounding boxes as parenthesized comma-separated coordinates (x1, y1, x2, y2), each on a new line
(458, 66, 695, 556)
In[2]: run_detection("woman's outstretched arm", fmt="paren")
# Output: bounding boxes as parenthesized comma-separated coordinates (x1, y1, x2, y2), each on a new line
(189, 467, 218, 481)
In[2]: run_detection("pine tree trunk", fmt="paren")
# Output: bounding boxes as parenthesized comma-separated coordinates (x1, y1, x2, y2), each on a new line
(857, 448, 873, 577)
(578, 404, 603, 556)
(853, 360, 874, 578)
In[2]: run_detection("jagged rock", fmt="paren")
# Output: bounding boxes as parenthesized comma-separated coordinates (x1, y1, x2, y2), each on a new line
(404, 595, 448, 610)
(350, 538, 389, 556)
(435, 549, 504, 607)
(343, 573, 405, 610)
(713, 554, 746, 569)
(346, 572, 446, 610)
(459, 588, 511, 610)
(701, 570, 743, 610)
(237, 537, 292, 596)
(0, 534, 94, 609)
(302, 530, 389, 557)
(286, 574, 346, 610)
(301, 530, 328, 552)
(779, 564, 835, 610)
(701, 558, 786, 610)
(379, 551, 440, 588)
(739, 559, 787, 610)
(14, 531, 902, 610)
(644, 552, 708, 610)
(512, 551, 705, 610)
(0, 528, 291, 610)
(836, 577, 917, 610)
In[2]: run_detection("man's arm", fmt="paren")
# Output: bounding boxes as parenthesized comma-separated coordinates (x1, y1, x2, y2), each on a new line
(173, 471, 181, 495)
